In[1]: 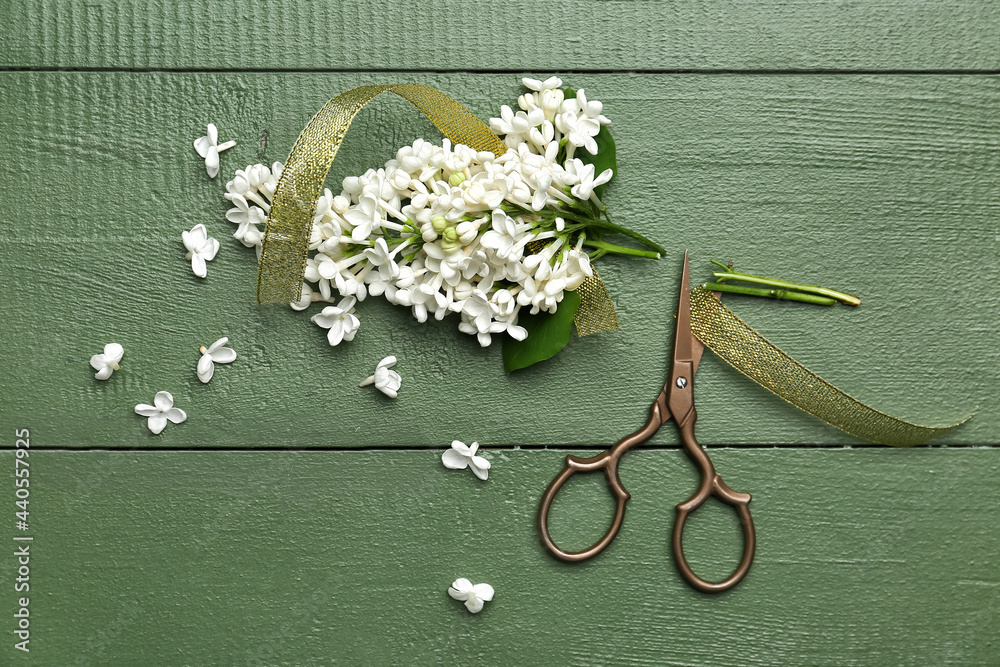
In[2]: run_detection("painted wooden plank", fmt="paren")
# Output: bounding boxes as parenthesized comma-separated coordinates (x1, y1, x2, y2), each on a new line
(0, 448, 996, 664)
(0, 72, 996, 447)
(2, 0, 1000, 72)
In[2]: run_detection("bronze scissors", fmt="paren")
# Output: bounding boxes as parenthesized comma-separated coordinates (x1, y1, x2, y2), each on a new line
(538, 251, 755, 593)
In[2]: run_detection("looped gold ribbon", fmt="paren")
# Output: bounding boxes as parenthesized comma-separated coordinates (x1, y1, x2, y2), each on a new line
(689, 286, 971, 446)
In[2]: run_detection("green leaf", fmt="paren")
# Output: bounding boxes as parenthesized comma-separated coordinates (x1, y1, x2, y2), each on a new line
(563, 86, 617, 199)
(502, 290, 581, 372)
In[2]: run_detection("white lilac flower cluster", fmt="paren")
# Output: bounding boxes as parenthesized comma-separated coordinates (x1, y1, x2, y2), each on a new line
(224, 77, 629, 348)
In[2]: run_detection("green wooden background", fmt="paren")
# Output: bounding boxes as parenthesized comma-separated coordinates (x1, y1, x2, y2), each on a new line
(1, 1, 998, 664)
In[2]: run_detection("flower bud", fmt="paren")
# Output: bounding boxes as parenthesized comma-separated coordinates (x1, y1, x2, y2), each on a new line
(342, 176, 362, 194)
(456, 221, 477, 245)
(332, 195, 351, 214)
(421, 222, 438, 243)
(432, 216, 449, 233)
(308, 226, 323, 248)
(248, 164, 271, 187)
(544, 277, 567, 297)
(390, 168, 411, 191)
(396, 266, 416, 289)
(394, 289, 413, 306)
(443, 227, 459, 243)
(245, 228, 263, 246)
(454, 280, 474, 301)
(449, 171, 467, 187)
(410, 193, 429, 209)
(541, 89, 564, 115)
(464, 182, 486, 206)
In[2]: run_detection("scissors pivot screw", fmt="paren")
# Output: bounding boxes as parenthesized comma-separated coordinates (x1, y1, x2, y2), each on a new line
(676, 377, 688, 389)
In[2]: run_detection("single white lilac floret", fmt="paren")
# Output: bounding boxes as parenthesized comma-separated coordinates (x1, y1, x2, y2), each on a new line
(89, 343, 124, 380)
(134, 391, 187, 435)
(197, 337, 237, 383)
(448, 578, 495, 614)
(441, 440, 491, 480)
(359, 355, 402, 398)
(182, 224, 220, 278)
(193, 123, 236, 178)
(311, 297, 360, 345)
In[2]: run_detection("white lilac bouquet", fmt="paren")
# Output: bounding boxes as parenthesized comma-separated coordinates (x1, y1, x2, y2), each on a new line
(224, 77, 664, 370)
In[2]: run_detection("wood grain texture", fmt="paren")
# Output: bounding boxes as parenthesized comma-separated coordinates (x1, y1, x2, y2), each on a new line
(0, 448, 996, 665)
(3, 2, 998, 665)
(0, 72, 996, 448)
(3, 0, 1000, 71)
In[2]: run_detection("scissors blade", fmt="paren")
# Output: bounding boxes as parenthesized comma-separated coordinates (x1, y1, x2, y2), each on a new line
(673, 251, 694, 366)
(661, 251, 698, 425)
(660, 332, 705, 421)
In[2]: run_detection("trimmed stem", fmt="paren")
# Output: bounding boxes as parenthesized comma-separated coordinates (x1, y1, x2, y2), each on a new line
(702, 282, 837, 306)
(583, 239, 660, 259)
(711, 262, 860, 306)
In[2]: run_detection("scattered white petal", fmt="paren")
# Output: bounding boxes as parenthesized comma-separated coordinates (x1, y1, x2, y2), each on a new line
(134, 391, 187, 434)
(311, 297, 360, 345)
(448, 578, 495, 613)
(359, 355, 401, 398)
(197, 336, 237, 383)
(89, 343, 123, 380)
(441, 440, 491, 480)
(182, 224, 220, 278)
(194, 123, 236, 178)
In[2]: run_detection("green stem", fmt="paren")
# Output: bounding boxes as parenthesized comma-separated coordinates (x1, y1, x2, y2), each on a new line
(571, 215, 667, 255)
(703, 282, 837, 306)
(501, 201, 666, 256)
(711, 264, 860, 306)
(583, 239, 660, 259)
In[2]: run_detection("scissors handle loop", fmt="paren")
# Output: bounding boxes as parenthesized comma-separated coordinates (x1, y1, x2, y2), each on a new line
(671, 419, 756, 593)
(538, 400, 666, 562)
(537, 451, 630, 561)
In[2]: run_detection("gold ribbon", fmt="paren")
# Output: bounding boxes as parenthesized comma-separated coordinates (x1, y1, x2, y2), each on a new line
(689, 286, 971, 446)
(258, 83, 620, 335)
(574, 269, 619, 336)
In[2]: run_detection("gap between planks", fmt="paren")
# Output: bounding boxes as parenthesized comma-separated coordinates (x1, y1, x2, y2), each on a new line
(2, 444, 996, 452)
(3, 67, 1000, 75)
